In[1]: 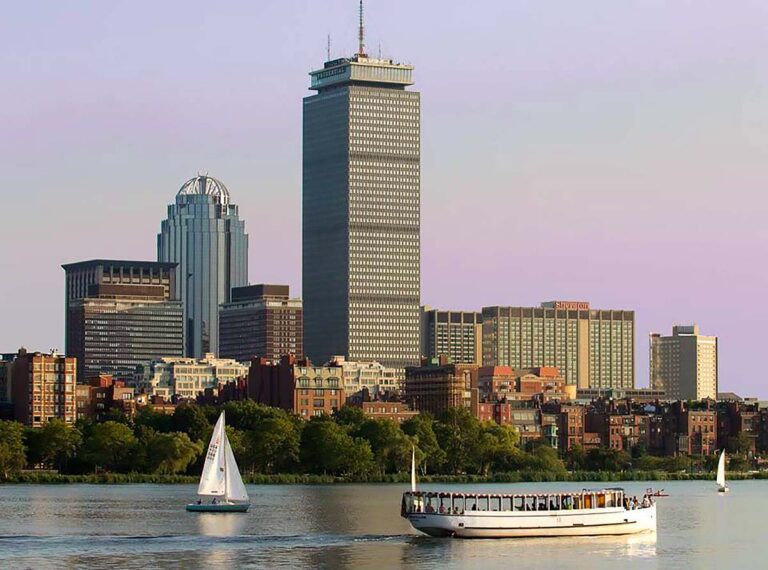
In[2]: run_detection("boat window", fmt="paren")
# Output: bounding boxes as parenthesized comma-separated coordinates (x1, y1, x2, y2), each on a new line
(466, 497, 477, 511)
(502, 496, 513, 511)
(479, 496, 490, 511)
(550, 495, 560, 511)
(597, 494, 606, 508)
(492, 497, 502, 512)
(452, 496, 464, 514)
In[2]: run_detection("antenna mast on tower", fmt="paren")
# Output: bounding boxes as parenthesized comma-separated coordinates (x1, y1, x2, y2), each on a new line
(327, 33, 332, 61)
(357, 0, 366, 56)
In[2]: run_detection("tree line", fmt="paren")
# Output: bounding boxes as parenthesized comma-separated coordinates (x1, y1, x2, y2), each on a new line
(0, 403, 742, 481)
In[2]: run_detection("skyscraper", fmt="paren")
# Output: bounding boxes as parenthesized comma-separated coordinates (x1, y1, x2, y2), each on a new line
(303, 6, 420, 369)
(420, 306, 483, 365)
(482, 301, 635, 389)
(649, 325, 718, 400)
(158, 175, 248, 357)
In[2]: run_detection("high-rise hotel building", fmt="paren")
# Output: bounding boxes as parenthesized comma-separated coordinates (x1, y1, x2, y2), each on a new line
(420, 306, 483, 365)
(482, 301, 635, 389)
(302, 26, 420, 369)
(649, 325, 718, 400)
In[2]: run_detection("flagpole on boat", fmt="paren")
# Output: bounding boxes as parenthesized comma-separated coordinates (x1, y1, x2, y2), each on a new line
(411, 445, 417, 492)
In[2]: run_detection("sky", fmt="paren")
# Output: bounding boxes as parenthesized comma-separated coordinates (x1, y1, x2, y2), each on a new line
(2, 1, 768, 395)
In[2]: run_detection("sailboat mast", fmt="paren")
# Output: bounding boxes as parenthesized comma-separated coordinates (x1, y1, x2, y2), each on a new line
(223, 414, 229, 501)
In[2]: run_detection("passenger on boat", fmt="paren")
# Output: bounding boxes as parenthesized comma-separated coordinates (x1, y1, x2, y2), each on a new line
(212, 498, 218, 505)
(623, 497, 630, 510)
(426, 504, 435, 513)
(439, 504, 446, 514)
(642, 496, 651, 508)
(196, 499, 202, 505)
(632, 497, 639, 509)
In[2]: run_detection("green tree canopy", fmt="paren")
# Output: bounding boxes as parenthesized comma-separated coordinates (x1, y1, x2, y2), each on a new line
(144, 431, 202, 474)
(0, 421, 26, 479)
(300, 416, 374, 476)
(25, 419, 81, 471)
(401, 414, 445, 474)
(172, 404, 212, 443)
(244, 415, 301, 474)
(80, 421, 138, 472)
(135, 406, 174, 433)
(356, 418, 413, 475)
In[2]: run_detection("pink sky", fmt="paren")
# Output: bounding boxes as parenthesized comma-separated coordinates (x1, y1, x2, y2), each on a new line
(2, 1, 767, 395)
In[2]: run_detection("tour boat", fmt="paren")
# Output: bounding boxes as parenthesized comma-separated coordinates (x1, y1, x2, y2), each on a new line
(186, 411, 250, 513)
(716, 450, 729, 494)
(401, 449, 656, 538)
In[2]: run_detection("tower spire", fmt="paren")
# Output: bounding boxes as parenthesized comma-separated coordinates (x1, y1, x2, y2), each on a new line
(357, 0, 366, 57)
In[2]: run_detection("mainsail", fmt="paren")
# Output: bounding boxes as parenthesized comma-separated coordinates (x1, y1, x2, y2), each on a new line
(716, 450, 727, 489)
(197, 412, 227, 497)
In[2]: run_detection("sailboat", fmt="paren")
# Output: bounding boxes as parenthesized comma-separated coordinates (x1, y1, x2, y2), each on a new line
(716, 449, 729, 494)
(186, 411, 250, 512)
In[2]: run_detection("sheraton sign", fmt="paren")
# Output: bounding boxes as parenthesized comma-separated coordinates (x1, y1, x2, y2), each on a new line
(552, 301, 590, 311)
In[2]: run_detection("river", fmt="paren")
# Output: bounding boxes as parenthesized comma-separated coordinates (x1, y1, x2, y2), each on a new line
(0, 480, 764, 568)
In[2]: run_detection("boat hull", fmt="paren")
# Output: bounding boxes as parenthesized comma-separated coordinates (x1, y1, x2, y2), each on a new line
(186, 502, 250, 513)
(407, 505, 656, 539)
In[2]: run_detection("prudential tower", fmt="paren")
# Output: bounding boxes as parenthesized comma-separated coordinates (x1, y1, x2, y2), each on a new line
(158, 174, 248, 358)
(303, 2, 420, 369)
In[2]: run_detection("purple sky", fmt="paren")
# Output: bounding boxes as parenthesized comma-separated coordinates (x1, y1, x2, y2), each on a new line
(3, 1, 768, 395)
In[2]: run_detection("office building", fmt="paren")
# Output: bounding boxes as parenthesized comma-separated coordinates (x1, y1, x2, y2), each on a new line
(248, 355, 344, 418)
(649, 324, 718, 400)
(62, 259, 184, 381)
(219, 284, 303, 362)
(420, 306, 482, 364)
(482, 301, 635, 389)
(404, 358, 477, 416)
(135, 353, 249, 400)
(158, 174, 248, 357)
(11, 349, 76, 427)
(303, 11, 420, 369)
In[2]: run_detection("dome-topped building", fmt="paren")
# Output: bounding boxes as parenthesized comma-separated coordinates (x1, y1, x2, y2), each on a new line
(158, 174, 248, 357)
(177, 174, 230, 206)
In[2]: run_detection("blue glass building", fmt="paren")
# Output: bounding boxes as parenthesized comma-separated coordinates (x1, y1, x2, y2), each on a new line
(157, 175, 248, 357)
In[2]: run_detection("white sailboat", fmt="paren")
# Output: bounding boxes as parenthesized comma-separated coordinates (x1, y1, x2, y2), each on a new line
(716, 449, 729, 494)
(186, 411, 250, 512)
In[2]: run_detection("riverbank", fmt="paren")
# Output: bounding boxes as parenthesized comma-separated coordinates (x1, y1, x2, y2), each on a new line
(4, 469, 768, 485)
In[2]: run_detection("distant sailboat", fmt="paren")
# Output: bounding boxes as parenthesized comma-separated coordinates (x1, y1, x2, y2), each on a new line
(716, 450, 729, 494)
(186, 412, 250, 512)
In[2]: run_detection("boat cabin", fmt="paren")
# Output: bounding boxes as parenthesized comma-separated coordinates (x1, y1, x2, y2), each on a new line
(403, 489, 633, 516)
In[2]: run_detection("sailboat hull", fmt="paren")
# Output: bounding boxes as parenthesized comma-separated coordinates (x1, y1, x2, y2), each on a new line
(186, 502, 250, 513)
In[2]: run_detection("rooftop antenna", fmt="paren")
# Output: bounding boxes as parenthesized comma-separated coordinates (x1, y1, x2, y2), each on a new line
(357, 0, 366, 56)
(327, 33, 331, 61)
(378, 41, 381, 59)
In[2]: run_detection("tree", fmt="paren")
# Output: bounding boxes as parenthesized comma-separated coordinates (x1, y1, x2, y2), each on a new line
(434, 408, 483, 474)
(357, 418, 414, 475)
(402, 414, 446, 474)
(25, 419, 81, 472)
(476, 422, 521, 475)
(565, 444, 587, 470)
(244, 415, 300, 474)
(300, 416, 374, 476)
(80, 421, 138, 472)
(0, 421, 26, 479)
(333, 406, 368, 432)
(135, 406, 173, 433)
(727, 433, 753, 456)
(583, 447, 631, 472)
(144, 432, 202, 474)
(172, 404, 211, 443)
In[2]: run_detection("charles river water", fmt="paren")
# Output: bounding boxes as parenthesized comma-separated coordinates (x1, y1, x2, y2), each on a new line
(0, 480, 765, 569)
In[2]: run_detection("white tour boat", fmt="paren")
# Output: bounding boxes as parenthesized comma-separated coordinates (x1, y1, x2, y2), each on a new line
(716, 449, 729, 494)
(401, 449, 656, 538)
(186, 411, 250, 513)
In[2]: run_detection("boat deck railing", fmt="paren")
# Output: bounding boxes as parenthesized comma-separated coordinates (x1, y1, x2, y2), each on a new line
(402, 489, 654, 516)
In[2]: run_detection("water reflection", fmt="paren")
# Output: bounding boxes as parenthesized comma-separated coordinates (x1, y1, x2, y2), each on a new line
(196, 513, 248, 537)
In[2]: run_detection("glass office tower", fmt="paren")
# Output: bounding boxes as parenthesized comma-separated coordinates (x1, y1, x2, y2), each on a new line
(157, 175, 248, 357)
(303, 45, 420, 369)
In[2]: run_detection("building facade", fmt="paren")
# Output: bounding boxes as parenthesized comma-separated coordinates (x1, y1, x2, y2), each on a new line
(75, 375, 136, 421)
(482, 301, 635, 389)
(219, 284, 303, 362)
(248, 355, 344, 418)
(135, 353, 249, 400)
(157, 175, 248, 357)
(404, 360, 477, 416)
(63, 259, 183, 381)
(327, 355, 402, 398)
(420, 306, 482, 364)
(11, 349, 76, 427)
(649, 325, 718, 400)
(303, 30, 420, 370)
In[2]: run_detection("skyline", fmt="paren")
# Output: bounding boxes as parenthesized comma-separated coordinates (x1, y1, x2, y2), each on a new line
(3, 1, 767, 394)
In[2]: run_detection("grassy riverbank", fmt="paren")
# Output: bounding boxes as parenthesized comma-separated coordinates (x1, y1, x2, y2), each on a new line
(4, 469, 768, 485)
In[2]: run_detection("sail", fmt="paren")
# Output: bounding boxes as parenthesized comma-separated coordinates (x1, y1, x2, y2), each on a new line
(716, 450, 726, 488)
(197, 412, 226, 497)
(411, 446, 417, 492)
(223, 431, 249, 503)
